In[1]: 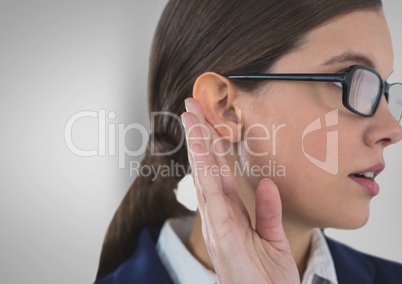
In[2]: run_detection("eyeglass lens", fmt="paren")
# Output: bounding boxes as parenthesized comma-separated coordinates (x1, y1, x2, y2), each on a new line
(388, 83, 402, 124)
(348, 69, 402, 124)
(349, 69, 381, 116)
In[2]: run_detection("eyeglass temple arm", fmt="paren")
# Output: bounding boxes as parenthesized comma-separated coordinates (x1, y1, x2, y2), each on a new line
(226, 74, 345, 82)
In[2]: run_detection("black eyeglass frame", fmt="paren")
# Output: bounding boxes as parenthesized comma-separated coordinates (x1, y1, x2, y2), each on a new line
(225, 65, 399, 118)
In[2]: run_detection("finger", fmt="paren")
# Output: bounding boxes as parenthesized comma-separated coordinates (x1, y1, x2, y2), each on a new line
(182, 111, 240, 259)
(185, 98, 206, 123)
(183, 99, 250, 226)
(185, 98, 239, 196)
(255, 178, 290, 252)
(184, 98, 214, 154)
(183, 99, 234, 197)
(181, 111, 225, 210)
(182, 100, 252, 230)
(181, 111, 215, 242)
(182, 111, 244, 233)
(209, 127, 251, 228)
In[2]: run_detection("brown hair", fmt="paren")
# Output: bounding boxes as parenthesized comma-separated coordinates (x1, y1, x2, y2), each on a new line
(96, 0, 382, 280)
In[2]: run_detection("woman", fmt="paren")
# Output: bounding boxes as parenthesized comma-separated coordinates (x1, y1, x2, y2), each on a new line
(95, 0, 402, 283)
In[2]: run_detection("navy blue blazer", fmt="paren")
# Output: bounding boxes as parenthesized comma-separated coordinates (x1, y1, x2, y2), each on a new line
(96, 227, 402, 284)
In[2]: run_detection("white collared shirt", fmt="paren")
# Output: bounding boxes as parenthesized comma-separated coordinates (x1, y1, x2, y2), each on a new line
(301, 228, 338, 284)
(156, 216, 219, 284)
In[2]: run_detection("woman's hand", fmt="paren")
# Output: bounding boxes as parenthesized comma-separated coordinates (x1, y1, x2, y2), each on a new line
(181, 98, 300, 284)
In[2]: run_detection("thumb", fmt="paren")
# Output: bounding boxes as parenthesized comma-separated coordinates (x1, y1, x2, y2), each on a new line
(255, 178, 289, 251)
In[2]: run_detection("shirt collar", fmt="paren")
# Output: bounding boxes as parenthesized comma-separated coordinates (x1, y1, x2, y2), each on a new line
(302, 229, 338, 284)
(156, 216, 219, 284)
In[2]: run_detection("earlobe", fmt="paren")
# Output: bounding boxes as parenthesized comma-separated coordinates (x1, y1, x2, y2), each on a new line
(192, 72, 242, 142)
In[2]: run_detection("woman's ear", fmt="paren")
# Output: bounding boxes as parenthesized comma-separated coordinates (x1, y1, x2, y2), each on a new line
(193, 72, 242, 142)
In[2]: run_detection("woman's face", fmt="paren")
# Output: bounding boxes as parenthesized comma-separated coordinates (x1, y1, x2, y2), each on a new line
(237, 10, 402, 229)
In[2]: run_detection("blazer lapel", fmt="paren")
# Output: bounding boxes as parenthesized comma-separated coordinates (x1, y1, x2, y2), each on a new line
(325, 236, 375, 284)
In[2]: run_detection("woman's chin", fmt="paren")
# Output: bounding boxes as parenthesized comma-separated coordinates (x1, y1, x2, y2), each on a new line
(327, 209, 370, 230)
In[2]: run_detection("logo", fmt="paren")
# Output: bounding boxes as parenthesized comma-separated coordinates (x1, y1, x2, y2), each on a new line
(302, 109, 338, 175)
(64, 108, 339, 176)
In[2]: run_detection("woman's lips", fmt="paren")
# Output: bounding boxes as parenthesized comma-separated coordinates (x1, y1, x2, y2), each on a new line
(349, 175, 380, 196)
(349, 162, 385, 196)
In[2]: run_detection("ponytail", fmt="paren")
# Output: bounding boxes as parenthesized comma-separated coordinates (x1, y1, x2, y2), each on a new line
(96, 136, 192, 279)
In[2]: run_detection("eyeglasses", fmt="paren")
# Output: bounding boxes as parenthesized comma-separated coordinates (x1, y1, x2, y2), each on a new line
(225, 65, 402, 124)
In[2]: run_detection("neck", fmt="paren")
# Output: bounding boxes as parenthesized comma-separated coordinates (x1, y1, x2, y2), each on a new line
(283, 219, 313, 279)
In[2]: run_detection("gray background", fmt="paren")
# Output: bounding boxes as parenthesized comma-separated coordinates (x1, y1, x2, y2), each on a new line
(0, 1, 401, 283)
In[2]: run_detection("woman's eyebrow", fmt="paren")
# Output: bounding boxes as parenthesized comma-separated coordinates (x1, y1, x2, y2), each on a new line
(322, 51, 375, 68)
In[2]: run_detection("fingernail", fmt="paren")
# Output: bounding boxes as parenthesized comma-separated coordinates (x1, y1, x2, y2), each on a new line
(181, 113, 188, 128)
(184, 98, 191, 112)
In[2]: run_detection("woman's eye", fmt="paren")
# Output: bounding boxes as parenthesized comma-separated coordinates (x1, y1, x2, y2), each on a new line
(327, 81, 343, 94)
(333, 82, 343, 89)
